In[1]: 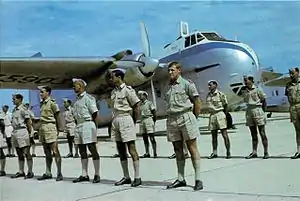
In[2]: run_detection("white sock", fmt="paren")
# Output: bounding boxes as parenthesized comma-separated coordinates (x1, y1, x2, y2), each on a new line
(176, 160, 185, 181)
(81, 159, 88, 177)
(19, 160, 25, 173)
(133, 160, 140, 179)
(192, 159, 201, 181)
(121, 160, 130, 178)
(93, 159, 100, 176)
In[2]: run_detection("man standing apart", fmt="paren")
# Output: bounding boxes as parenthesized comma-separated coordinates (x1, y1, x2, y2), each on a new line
(138, 90, 157, 158)
(0, 113, 7, 176)
(37, 86, 63, 181)
(63, 99, 79, 158)
(242, 76, 269, 159)
(2, 105, 15, 157)
(108, 68, 141, 187)
(165, 61, 203, 190)
(206, 80, 231, 159)
(72, 78, 101, 183)
(10, 94, 34, 179)
(285, 67, 300, 159)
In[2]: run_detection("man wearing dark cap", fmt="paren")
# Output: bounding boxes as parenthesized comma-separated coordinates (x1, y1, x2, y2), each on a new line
(107, 68, 142, 187)
(285, 67, 300, 159)
(37, 86, 63, 181)
(242, 76, 269, 159)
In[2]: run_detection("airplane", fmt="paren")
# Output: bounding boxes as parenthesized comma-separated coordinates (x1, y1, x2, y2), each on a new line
(0, 21, 276, 127)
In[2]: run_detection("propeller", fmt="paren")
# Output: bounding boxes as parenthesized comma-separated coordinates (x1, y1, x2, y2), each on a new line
(140, 21, 157, 108)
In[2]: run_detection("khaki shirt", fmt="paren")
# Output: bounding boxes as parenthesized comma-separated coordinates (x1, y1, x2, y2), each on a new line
(206, 89, 227, 112)
(165, 76, 199, 114)
(11, 104, 30, 130)
(242, 85, 266, 106)
(73, 91, 98, 122)
(110, 83, 140, 114)
(28, 110, 34, 119)
(285, 78, 300, 106)
(40, 97, 60, 123)
(2, 112, 12, 126)
(140, 99, 156, 119)
(63, 106, 76, 124)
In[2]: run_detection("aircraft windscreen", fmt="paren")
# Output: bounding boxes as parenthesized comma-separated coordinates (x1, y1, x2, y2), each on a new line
(202, 32, 238, 42)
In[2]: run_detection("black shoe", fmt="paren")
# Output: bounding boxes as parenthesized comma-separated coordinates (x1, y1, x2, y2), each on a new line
(168, 153, 176, 159)
(166, 179, 187, 189)
(226, 152, 231, 159)
(263, 153, 269, 159)
(65, 153, 73, 158)
(291, 152, 300, 159)
(92, 175, 100, 183)
(32, 154, 36, 157)
(111, 153, 119, 158)
(73, 175, 89, 183)
(153, 153, 158, 158)
(141, 153, 150, 158)
(25, 172, 34, 179)
(194, 180, 203, 191)
(208, 153, 218, 159)
(114, 177, 131, 186)
(131, 178, 142, 187)
(245, 152, 257, 159)
(74, 154, 79, 158)
(37, 173, 52, 180)
(56, 173, 63, 181)
(11, 172, 25, 178)
(0, 171, 6, 177)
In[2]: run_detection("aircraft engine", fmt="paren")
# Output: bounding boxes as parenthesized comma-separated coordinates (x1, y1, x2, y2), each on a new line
(114, 53, 159, 87)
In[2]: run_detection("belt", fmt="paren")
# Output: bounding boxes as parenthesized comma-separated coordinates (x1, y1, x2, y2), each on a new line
(167, 108, 192, 117)
(5, 125, 12, 127)
(291, 103, 300, 107)
(76, 119, 92, 124)
(13, 126, 27, 130)
(41, 121, 56, 124)
(141, 116, 153, 120)
(210, 110, 223, 114)
(113, 111, 131, 117)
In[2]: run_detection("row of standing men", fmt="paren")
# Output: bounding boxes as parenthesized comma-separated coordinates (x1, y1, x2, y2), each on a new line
(0, 62, 299, 192)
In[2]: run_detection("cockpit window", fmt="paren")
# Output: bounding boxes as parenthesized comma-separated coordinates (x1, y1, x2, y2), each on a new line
(202, 32, 239, 43)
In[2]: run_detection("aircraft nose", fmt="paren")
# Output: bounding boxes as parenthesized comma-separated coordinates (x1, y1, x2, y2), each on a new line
(139, 56, 159, 76)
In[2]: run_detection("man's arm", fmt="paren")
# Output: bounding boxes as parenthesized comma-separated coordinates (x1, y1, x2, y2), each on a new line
(258, 88, 267, 112)
(132, 102, 140, 123)
(25, 118, 32, 135)
(126, 87, 141, 123)
(51, 101, 63, 132)
(0, 119, 5, 136)
(187, 81, 201, 117)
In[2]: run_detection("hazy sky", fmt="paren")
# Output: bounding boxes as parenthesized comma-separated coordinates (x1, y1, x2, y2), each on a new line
(0, 1, 299, 111)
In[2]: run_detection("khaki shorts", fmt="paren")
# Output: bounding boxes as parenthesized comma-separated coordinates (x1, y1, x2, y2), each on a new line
(39, 123, 58, 144)
(74, 121, 97, 145)
(246, 106, 266, 127)
(11, 128, 30, 148)
(0, 133, 6, 148)
(208, 111, 227, 131)
(5, 125, 13, 138)
(167, 111, 200, 142)
(65, 122, 76, 137)
(112, 115, 136, 142)
(140, 117, 155, 134)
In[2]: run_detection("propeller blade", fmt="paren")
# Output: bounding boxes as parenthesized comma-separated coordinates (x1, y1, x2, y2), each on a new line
(140, 21, 150, 57)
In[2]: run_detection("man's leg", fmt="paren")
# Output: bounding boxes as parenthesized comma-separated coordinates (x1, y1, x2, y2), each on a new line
(37, 143, 53, 180)
(11, 147, 25, 178)
(141, 133, 150, 158)
(114, 141, 131, 186)
(73, 144, 90, 183)
(0, 148, 6, 176)
(30, 137, 36, 157)
(6, 137, 15, 157)
(258, 125, 269, 158)
(23, 146, 34, 178)
(291, 120, 300, 159)
(208, 130, 218, 159)
(220, 128, 231, 158)
(50, 142, 63, 181)
(66, 134, 74, 157)
(127, 141, 141, 187)
(186, 139, 203, 190)
(246, 126, 259, 159)
(149, 133, 157, 158)
(87, 143, 100, 183)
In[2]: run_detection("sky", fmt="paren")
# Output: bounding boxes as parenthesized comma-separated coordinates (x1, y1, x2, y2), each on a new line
(0, 1, 299, 112)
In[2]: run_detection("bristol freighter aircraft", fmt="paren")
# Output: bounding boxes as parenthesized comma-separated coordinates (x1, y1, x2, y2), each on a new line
(0, 21, 269, 127)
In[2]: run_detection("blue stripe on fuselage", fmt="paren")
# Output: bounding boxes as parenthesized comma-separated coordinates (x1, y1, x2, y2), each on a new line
(159, 41, 255, 63)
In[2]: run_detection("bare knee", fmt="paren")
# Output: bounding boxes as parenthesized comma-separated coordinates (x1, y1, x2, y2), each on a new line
(127, 141, 139, 161)
(87, 143, 100, 160)
(79, 144, 88, 159)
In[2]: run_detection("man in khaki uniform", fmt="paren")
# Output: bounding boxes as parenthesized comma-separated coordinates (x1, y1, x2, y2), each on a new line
(165, 61, 203, 191)
(37, 86, 63, 181)
(63, 99, 79, 158)
(72, 78, 101, 183)
(206, 80, 231, 159)
(285, 67, 300, 159)
(24, 103, 36, 157)
(0, 113, 7, 176)
(242, 76, 269, 159)
(107, 68, 141, 187)
(2, 105, 15, 157)
(138, 90, 157, 158)
(10, 94, 34, 179)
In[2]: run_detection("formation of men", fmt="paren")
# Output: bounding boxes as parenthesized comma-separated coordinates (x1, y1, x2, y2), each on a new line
(0, 62, 299, 191)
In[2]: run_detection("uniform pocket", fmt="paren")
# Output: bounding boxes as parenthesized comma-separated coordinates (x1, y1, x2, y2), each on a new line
(175, 91, 187, 103)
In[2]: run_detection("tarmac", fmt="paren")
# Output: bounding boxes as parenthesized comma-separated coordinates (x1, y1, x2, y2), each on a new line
(1, 112, 300, 201)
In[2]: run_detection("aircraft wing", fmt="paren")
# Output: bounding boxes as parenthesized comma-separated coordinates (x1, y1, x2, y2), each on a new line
(263, 74, 290, 87)
(0, 57, 115, 89)
(260, 70, 283, 83)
